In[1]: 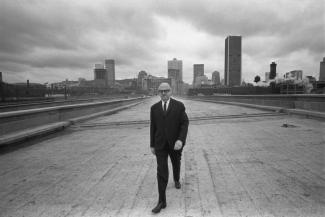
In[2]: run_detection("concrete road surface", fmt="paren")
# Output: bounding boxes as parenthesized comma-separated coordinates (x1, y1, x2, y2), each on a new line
(0, 97, 324, 217)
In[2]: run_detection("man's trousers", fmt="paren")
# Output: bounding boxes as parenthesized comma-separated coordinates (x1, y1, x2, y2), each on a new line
(155, 145, 182, 203)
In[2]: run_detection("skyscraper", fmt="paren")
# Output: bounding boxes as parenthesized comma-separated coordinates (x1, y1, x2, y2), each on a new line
(168, 58, 183, 95)
(193, 64, 204, 86)
(270, 62, 277, 79)
(94, 64, 107, 86)
(320, 57, 325, 81)
(224, 36, 242, 86)
(168, 58, 183, 82)
(212, 71, 220, 85)
(105, 59, 115, 86)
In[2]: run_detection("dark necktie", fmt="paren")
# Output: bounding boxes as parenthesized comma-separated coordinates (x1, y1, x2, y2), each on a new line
(164, 102, 167, 112)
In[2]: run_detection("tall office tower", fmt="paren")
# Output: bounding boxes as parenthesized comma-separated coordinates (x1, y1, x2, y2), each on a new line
(105, 59, 115, 86)
(320, 57, 325, 81)
(0, 72, 2, 82)
(94, 64, 105, 80)
(168, 58, 183, 82)
(224, 36, 242, 86)
(212, 71, 221, 85)
(270, 62, 277, 79)
(193, 64, 204, 85)
(94, 64, 107, 86)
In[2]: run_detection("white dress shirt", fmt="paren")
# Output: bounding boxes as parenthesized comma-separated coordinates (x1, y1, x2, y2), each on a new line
(162, 98, 170, 111)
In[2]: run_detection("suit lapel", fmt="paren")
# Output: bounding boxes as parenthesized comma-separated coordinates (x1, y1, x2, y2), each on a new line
(165, 98, 173, 116)
(158, 101, 165, 116)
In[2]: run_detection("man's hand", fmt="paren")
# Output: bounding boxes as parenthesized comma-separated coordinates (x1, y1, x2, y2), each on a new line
(174, 140, 183, 150)
(151, 147, 155, 155)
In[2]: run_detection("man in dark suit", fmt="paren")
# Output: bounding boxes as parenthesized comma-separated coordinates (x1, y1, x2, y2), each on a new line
(150, 82, 189, 214)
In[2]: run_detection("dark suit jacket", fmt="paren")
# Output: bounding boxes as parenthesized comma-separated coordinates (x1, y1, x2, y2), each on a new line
(150, 98, 189, 150)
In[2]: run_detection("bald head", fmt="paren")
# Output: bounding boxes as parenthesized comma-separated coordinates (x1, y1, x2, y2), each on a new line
(158, 82, 171, 91)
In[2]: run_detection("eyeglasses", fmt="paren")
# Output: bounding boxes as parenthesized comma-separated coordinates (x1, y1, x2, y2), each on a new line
(158, 89, 170, 93)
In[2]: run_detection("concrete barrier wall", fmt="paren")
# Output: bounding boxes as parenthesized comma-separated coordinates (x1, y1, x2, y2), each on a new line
(0, 97, 145, 136)
(294, 101, 325, 111)
(187, 95, 325, 112)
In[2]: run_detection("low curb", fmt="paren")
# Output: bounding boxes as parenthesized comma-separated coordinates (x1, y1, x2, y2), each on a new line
(190, 98, 325, 120)
(0, 101, 143, 146)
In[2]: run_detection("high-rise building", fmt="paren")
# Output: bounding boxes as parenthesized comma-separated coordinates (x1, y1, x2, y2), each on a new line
(94, 60, 115, 87)
(270, 62, 277, 79)
(212, 71, 221, 85)
(105, 59, 115, 86)
(168, 69, 181, 81)
(94, 64, 106, 86)
(168, 58, 183, 94)
(320, 57, 325, 81)
(193, 64, 204, 86)
(224, 35, 242, 86)
(168, 58, 183, 82)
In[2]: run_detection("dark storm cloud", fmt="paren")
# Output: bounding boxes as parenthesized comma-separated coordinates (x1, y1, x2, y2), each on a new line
(0, 1, 86, 54)
(0, 0, 160, 72)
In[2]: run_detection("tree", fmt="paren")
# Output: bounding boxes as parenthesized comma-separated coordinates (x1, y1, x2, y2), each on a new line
(254, 76, 261, 83)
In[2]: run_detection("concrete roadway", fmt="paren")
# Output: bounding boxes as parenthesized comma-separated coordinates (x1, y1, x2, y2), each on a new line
(0, 97, 324, 217)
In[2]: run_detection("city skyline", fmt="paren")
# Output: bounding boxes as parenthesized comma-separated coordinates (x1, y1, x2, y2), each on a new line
(0, 0, 324, 84)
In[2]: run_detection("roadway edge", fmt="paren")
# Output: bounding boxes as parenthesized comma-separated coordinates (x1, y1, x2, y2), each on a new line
(0, 101, 144, 147)
(187, 98, 325, 119)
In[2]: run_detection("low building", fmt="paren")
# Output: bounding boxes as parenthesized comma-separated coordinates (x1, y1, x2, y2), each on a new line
(51, 80, 79, 90)
(137, 71, 148, 90)
(193, 75, 210, 88)
(116, 79, 137, 89)
(143, 75, 171, 95)
(284, 70, 303, 80)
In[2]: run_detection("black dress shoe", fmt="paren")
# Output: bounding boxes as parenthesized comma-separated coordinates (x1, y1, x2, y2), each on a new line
(175, 181, 181, 189)
(152, 202, 166, 213)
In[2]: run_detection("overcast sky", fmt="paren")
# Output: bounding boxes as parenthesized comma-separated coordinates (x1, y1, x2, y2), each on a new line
(1, 0, 324, 84)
